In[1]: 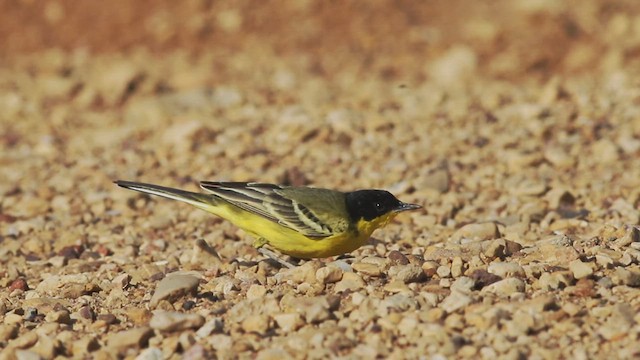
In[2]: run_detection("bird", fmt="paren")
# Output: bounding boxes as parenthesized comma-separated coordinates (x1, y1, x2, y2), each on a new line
(114, 180, 421, 267)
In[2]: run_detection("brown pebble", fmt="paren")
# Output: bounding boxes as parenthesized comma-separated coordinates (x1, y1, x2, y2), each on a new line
(58, 245, 83, 259)
(470, 269, 502, 289)
(94, 244, 112, 257)
(0, 213, 17, 223)
(9, 278, 28, 291)
(388, 250, 409, 265)
(125, 307, 152, 325)
(567, 278, 597, 298)
(280, 167, 309, 186)
(96, 314, 118, 325)
(79, 306, 95, 321)
(150, 272, 165, 282)
(422, 261, 439, 277)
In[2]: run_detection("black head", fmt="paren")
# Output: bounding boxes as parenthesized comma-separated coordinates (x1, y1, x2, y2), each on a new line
(345, 190, 421, 221)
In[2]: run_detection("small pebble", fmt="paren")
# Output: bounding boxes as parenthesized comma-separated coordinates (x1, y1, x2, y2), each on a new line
(420, 167, 450, 193)
(150, 274, 200, 308)
(107, 327, 154, 350)
(383, 280, 411, 293)
(436, 265, 451, 278)
(440, 291, 472, 313)
(612, 268, 640, 287)
(562, 303, 582, 316)
(0, 324, 18, 342)
(352, 262, 382, 276)
(289, 296, 337, 323)
(112, 273, 131, 289)
(195, 318, 224, 338)
(450, 276, 476, 294)
(390, 265, 425, 283)
(10, 331, 38, 348)
(183, 344, 210, 360)
(422, 261, 439, 277)
(483, 239, 506, 259)
(316, 266, 343, 284)
(569, 259, 594, 279)
(334, 272, 365, 292)
(97, 313, 119, 325)
(72, 336, 100, 355)
(45, 310, 72, 324)
(470, 269, 502, 289)
(487, 262, 525, 278)
(380, 293, 418, 313)
(78, 305, 95, 321)
(135, 347, 163, 360)
(481, 278, 525, 296)
(273, 313, 303, 333)
(538, 272, 573, 290)
(14, 350, 42, 360)
(246, 284, 268, 300)
(275, 262, 320, 284)
(32, 335, 57, 359)
(453, 223, 500, 241)
(182, 300, 196, 310)
(612, 226, 639, 249)
(595, 253, 615, 268)
(450, 257, 464, 278)
(388, 250, 409, 265)
(4, 313, 24, 326)
(240, 314, 271, 334)
(9, 278, 29, 291)
(149, 311, 205, 332)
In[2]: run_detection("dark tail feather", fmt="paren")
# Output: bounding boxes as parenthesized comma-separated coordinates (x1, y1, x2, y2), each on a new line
(114, 180, 216, 209)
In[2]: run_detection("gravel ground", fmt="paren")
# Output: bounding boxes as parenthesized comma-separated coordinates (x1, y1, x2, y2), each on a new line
(2, 1, 640, 359)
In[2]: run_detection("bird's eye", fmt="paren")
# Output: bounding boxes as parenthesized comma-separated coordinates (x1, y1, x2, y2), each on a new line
(375, 202, 382, 210)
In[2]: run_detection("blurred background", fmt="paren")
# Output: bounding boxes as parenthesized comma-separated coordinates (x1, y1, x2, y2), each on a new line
(3, 0, 640, 77)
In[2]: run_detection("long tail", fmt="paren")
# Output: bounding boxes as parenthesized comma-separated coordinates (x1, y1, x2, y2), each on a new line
(114, 180, 218, 210)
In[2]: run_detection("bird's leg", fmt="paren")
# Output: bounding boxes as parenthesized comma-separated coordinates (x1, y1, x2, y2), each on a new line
(253, 238, 296, 269)
(258, 248, 296, 269)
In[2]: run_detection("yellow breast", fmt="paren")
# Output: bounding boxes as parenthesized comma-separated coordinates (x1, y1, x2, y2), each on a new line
(202, 202, 397, 259)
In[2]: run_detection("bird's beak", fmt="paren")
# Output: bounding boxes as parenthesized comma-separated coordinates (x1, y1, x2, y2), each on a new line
(394, 202, 422, 212)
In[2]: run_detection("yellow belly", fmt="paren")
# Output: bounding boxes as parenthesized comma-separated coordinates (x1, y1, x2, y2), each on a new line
(200, 202, 386, 259)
